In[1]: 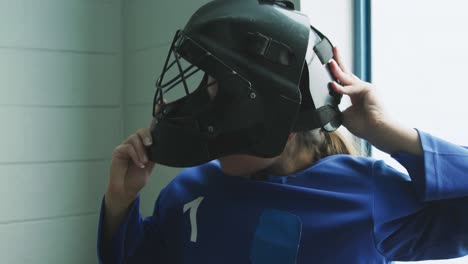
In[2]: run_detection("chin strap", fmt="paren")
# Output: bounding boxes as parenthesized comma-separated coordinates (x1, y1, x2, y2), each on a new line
(293, 105, 341, 132)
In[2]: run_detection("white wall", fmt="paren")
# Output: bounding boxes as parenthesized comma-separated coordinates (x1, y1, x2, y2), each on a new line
(0, 0, 122, 263)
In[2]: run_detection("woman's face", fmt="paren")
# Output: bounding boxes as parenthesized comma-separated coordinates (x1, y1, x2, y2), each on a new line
(206, 75, 218, 100)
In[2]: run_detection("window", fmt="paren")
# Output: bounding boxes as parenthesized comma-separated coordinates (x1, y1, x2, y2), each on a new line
(373, 1, 468, 263)
(372, 0, 468, 162)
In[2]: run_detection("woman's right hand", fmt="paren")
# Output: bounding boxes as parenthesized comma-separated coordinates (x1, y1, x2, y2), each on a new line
(105, 119, 157, 212)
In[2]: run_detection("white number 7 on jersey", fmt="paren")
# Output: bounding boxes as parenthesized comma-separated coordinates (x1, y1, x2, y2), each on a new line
(183, 196, 204, 243)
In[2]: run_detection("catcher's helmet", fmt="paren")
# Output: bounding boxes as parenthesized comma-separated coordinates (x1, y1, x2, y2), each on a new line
(149, 0, 341, 167)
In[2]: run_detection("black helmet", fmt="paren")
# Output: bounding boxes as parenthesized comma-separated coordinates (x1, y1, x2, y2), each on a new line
(149, 0, 341, 167)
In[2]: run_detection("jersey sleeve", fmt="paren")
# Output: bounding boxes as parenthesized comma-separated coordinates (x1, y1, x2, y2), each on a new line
(372, 130, 468, 261)
(97, 190, 168, 264)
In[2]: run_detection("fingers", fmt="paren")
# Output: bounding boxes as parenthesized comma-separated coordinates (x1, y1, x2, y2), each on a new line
(329, 59, 355, 86)
(113, 144, 145, 169)
(333, 46, 350, 73)
(135, 129, 157, 170)
(330, 47, 362, 86)
(136, 128, 152, 147)
(123, 133, 149, 168)
(330, 81, 368, 96)
(153, 99, 167, 115)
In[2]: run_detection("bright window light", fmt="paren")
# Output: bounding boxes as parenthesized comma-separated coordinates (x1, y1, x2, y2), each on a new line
(373, 1, 468, 263)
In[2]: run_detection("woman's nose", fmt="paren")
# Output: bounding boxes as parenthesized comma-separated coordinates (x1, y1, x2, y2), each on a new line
(207, 75, 218, 100)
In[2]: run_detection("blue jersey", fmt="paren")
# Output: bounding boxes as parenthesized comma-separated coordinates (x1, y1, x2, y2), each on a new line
(97, 130, 468, 263)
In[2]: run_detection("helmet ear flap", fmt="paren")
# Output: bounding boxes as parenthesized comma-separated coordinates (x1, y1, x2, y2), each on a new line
(299, 64, 315, 111)
(294, 58, 342, 132)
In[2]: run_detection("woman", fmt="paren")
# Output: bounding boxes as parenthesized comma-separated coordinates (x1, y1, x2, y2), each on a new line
(98, 1, 468, 263)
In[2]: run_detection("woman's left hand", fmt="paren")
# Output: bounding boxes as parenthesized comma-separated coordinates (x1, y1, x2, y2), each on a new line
(328, 47, 422, 156)
(328, 47, 387, 140)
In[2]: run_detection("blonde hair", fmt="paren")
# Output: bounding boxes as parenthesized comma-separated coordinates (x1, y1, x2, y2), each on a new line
(294, 129, 359, 163)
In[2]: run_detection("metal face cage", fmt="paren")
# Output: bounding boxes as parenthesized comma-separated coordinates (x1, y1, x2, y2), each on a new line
(152, 30, 255, 119)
